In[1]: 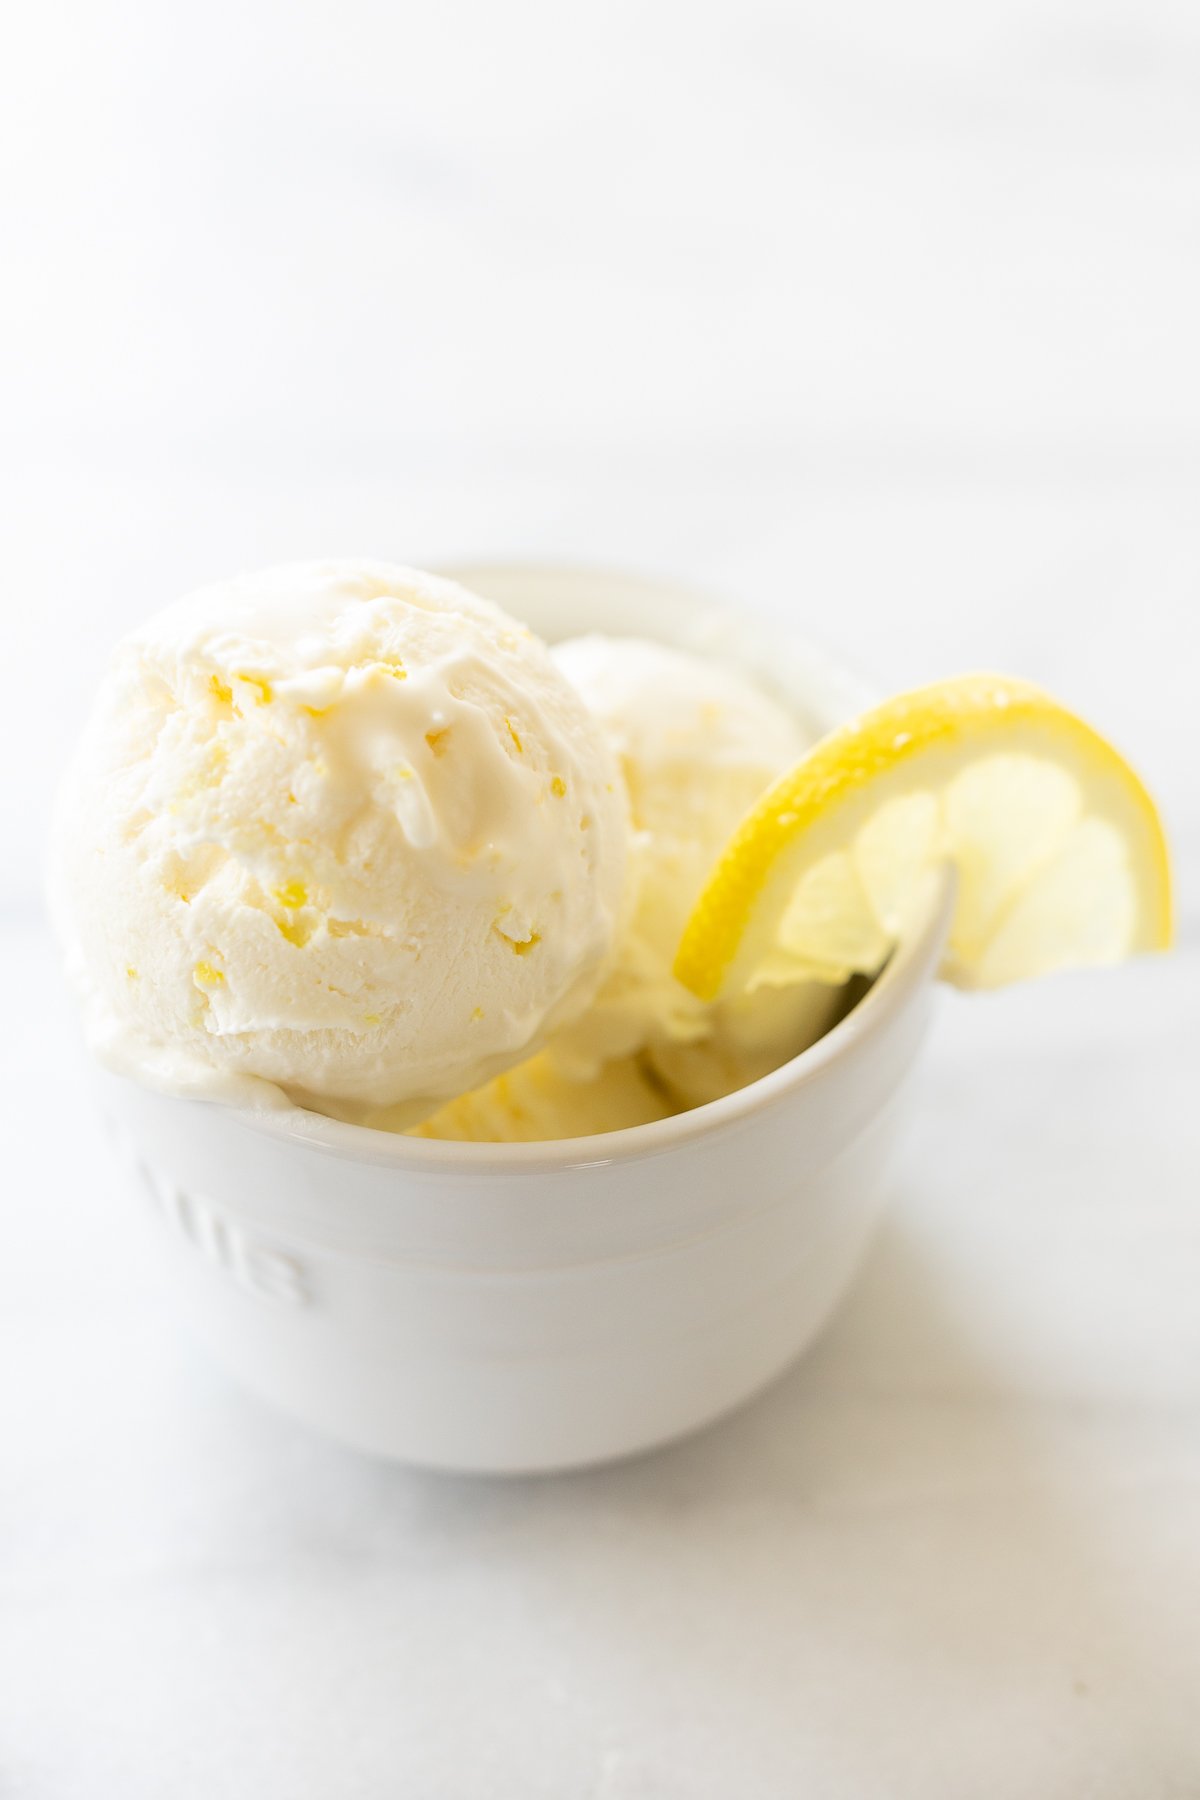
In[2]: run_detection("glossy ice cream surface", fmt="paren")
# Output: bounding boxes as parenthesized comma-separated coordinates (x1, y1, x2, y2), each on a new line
(50, 562, 628, 1122)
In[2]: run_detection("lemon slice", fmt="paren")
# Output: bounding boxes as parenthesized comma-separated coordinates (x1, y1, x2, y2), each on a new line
(674, 675, 1172, 1001)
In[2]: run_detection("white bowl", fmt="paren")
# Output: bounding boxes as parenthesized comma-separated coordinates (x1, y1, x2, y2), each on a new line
(95, 566, 951, 1473)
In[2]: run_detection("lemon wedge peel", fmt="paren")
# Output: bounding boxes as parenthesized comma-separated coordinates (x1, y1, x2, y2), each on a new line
(674, 675, 1173, 1004)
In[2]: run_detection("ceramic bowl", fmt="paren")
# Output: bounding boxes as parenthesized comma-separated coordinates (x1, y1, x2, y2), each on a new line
(96, 565, 950, 1472)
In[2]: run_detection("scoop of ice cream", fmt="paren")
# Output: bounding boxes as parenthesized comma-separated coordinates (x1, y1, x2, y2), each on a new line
(547, 634, 840, 1102)
(50, 561, 628, 1117)
(406, 1051, 672, 1143)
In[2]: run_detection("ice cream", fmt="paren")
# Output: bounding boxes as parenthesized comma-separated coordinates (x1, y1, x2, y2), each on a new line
(49, 561, 629, 1120)
(410, 1051, 673, 1142)
(400, 632, 842, 1142)
(545, 635, 840, 1107)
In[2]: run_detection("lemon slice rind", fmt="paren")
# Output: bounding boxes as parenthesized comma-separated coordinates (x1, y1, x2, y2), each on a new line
(674, 675, 1172, 1004)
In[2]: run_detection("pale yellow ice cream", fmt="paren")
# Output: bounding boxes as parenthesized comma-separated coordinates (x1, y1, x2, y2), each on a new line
(50, 561, 628, 1120)
(546, 634, 841, 1108)
(53, 563, 846, 1143)
(410, 1052, 673, 1142)
(402, 634, 842, 1142)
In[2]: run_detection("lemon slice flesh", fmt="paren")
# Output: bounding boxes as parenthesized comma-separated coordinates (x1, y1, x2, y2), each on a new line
(674, 675, 1172, 1002)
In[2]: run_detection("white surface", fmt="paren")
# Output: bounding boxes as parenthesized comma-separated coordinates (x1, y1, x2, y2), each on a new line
(3, 0, 1200, 910)
(5, 919, 1200, 1796)
(3, 0, 1199, 1792)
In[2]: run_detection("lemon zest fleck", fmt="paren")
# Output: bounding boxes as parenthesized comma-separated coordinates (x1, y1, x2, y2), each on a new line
(276, 916, 313, 948)
(273, 880, 308, 910)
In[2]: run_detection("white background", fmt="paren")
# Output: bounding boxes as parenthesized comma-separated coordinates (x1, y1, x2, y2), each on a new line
(2, 2, 1198, 1795)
